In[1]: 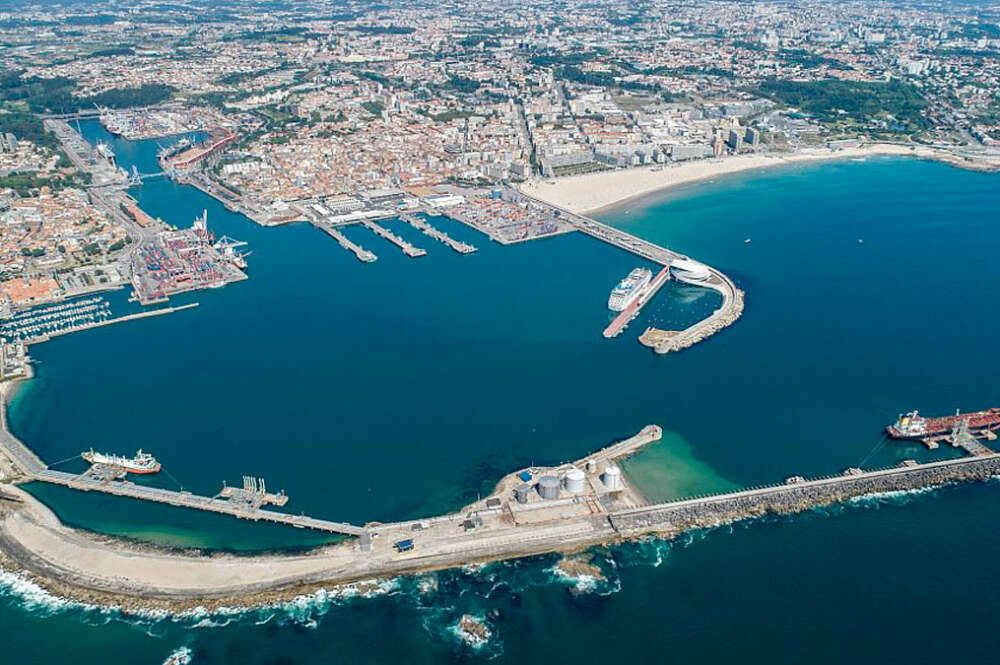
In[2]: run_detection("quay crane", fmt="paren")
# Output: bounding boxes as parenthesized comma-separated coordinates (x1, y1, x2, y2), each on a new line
(213, 235, 251, 270)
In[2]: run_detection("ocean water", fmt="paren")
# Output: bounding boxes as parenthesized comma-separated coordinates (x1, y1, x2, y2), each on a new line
(4, 124, 1000, 662)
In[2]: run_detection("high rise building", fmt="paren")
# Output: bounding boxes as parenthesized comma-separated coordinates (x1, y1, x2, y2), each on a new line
(727, 128, 744, 152)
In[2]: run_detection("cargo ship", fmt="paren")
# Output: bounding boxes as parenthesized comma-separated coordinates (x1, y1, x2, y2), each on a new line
(887, 408, 1000, 440)
(81, 449, 161, 474)
(608, 268, 653, 311)
(157, 137, 191, 161)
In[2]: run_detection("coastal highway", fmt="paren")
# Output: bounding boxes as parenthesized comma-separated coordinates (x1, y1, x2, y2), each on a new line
(0, 384, 45, 478)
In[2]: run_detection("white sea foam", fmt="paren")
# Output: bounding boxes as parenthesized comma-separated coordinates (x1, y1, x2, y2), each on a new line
(0, 564, 403, 633)
(847, 484, 939, 506)
(0, 566, 97, 615)
(161, 645, 192, 665)
(449, 614, 492, 650)
(547, 564, 599, 594)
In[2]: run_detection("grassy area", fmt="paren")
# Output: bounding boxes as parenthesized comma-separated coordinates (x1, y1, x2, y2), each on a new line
(0, 110, 57, 149)
(758, 77, 929, 131)
(421, 109, 477, 122)
(613, 94, 659, 112)
(0, 172, 89, 196)
(0, 70, 175, 114)
(360, 101, 385, 116)
(551, 162, 612, 177)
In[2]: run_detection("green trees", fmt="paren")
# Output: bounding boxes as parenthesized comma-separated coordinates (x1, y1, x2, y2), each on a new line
(758, 78, 928, 129)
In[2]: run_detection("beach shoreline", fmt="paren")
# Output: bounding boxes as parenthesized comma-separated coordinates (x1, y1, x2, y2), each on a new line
(519, 143, 1000, 216)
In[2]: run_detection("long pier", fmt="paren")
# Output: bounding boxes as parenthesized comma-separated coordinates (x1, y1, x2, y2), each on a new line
(32, 470, 364, 536)
(362, 221, 427, 257)
(25, 303, 200, 345)
(399, 213, 477, 254)
(0, 373, 373, 536)
(318, 225, 377, 263)
(603, 266, 671, 338)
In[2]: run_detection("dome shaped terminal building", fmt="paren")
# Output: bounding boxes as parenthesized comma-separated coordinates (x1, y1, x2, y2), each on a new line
(670, 258, 710, 284)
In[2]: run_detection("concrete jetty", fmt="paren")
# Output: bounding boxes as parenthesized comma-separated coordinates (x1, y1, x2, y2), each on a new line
(399, 213, 477, 254)
(22, 303, 200, 345)
(362, 220, 427, 257)
(32, 469, 365, 536)
(638, 269, 744, 354)
(603, 266, 671, 338)
(584, 424, 662, 464)
(318, 225, 377, 263)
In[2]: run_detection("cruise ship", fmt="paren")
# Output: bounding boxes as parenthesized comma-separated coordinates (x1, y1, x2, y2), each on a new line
(81, 449, 161, 474)
(608, 268, 653, 311)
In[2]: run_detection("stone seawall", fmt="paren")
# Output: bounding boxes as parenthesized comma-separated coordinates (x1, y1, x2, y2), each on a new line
(610, 456, 1000, 536)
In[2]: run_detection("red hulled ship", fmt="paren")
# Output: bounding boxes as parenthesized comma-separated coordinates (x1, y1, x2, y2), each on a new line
(887, 408, 1000, 440)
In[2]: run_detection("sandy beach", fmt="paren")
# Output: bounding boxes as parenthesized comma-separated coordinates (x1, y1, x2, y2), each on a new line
(519, 143, 1000, 215)
(0, 480, 622, 612)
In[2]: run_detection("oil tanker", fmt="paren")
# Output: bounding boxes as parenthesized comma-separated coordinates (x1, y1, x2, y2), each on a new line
(887, 408, 1000, 440)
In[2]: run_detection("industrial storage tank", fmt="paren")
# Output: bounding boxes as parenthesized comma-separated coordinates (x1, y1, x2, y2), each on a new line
(602, 465, 623, 490)
(513, 483, 532, 504)
(585, 459, 597, 474)
(537, 475, 561, 499)
(564, 468, 586, 493)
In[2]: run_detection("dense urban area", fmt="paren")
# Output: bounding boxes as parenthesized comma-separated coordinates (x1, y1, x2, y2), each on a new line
(1, 0, 999, 312)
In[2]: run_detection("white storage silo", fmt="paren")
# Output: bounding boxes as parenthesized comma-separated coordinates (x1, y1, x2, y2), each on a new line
(564, 468, 586, 493)
(537, 475, 561, 500)
(602, 465, 623, 490)
(514, 483, 532, 504)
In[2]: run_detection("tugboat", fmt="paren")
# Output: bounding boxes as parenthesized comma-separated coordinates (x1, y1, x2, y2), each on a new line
(887, 408, 1000, 440)
(81, 449, 161, 474)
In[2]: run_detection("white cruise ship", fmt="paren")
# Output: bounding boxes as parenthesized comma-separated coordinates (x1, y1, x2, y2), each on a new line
(608, 268, 653, 311)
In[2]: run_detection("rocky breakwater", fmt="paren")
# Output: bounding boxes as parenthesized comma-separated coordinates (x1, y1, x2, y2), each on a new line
(609, 455, 1000, 537)
(639, 271, 745, 355)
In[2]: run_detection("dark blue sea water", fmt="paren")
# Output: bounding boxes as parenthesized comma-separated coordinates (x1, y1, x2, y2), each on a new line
(4, 123, 1000, 663)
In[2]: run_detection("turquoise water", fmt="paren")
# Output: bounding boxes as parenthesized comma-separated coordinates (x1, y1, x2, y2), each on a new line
(4, 124, 1000, 662)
